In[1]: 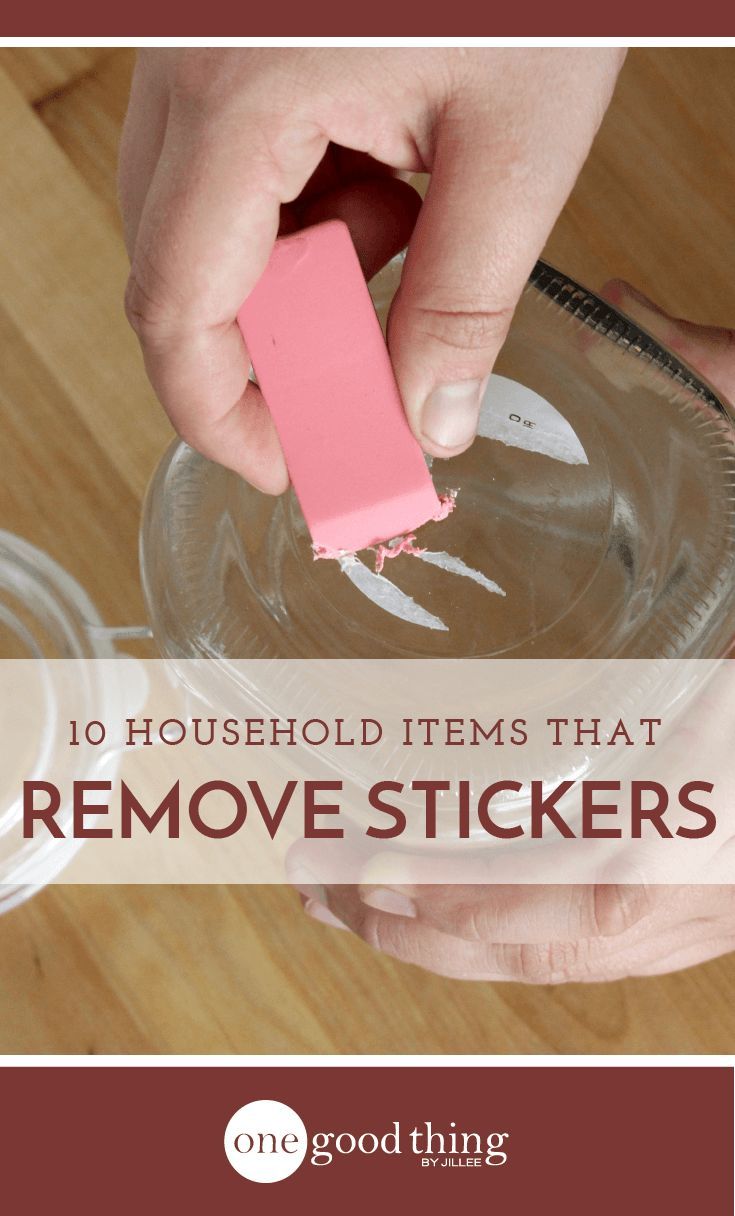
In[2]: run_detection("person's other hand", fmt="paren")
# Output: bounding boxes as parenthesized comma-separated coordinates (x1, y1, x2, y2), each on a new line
(300, 882, 735, 982)
(118, 48, 623, 490)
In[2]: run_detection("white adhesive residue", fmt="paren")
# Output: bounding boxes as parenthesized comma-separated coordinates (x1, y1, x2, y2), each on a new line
(480, 374, 589, 466)
(338, 555, 449, 631)
(415, 550, 506, 596)
(324, 487, 505, 631)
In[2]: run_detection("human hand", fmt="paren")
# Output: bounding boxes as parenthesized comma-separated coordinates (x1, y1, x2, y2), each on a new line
(298, 287, 735, 981)
(300, 882, 735, 982)
(119, 47, 623, 490)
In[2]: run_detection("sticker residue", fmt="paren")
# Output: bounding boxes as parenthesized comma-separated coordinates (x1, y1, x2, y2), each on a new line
(414, 549, 506, 596)
(479, 374, 589, 466)
(338, 555, 448, 632)
(313, 487, 504, 631)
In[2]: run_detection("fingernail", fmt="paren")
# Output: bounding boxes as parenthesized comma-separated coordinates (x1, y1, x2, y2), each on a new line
(288, 864, 325, 905)
(617, 282, 667, 317)
(304, 899, 349, 930)
(421, 378, 486, 451)
(361, 887, 417, 918)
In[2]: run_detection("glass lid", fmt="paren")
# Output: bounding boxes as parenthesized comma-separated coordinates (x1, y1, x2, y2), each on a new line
(140, 258, 735, 661)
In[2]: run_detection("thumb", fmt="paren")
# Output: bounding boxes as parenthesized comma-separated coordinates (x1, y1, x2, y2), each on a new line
(602, 280, 735, 404)
(388, 113, 584, 457)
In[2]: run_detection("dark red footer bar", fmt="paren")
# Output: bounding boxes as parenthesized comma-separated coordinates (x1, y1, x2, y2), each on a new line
(2, 1065, 732, 1211)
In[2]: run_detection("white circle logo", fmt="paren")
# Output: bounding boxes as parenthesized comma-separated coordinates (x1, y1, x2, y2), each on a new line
(224, 1100, 307, 1183)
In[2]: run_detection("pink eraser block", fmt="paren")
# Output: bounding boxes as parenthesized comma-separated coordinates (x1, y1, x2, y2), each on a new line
(237, 220, 441, 552)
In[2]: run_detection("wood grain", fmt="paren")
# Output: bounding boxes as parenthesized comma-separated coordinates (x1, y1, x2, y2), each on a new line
(37, 50, 136, 231)
(0, 48, 111, 103)
(0, 47, 734, 1054)
(545, 48, 735, 324)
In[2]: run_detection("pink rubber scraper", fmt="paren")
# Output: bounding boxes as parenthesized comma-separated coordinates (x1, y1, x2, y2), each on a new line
(237, 220, 442, 553)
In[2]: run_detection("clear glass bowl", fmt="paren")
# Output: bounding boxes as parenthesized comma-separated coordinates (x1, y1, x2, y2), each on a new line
(140, 258, 735, 661)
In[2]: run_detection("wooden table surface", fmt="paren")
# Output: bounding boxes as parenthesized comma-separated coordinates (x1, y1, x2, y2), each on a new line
(1, 47, 735, 1054)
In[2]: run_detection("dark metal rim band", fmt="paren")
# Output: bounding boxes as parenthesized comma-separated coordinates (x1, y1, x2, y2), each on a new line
(530, 259, 728, 417)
